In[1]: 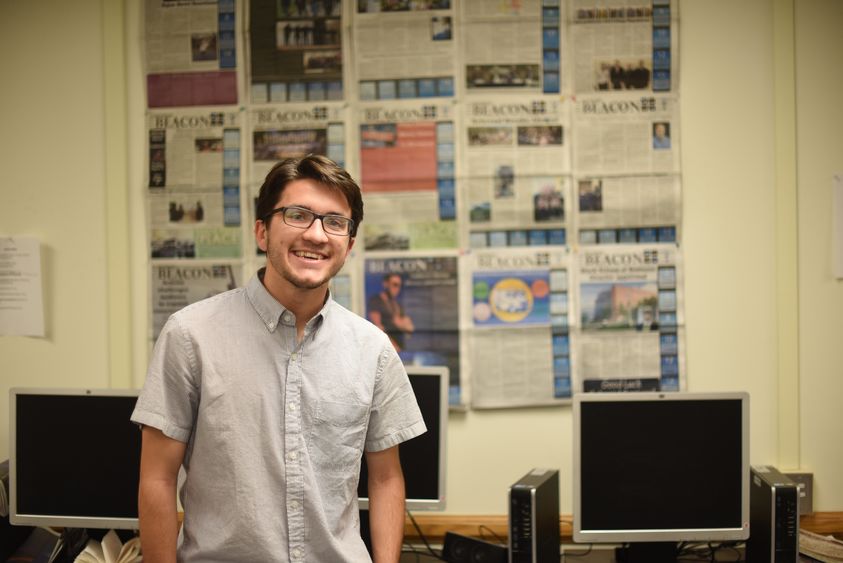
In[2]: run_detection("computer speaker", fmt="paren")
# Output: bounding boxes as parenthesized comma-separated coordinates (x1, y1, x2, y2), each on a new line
(442, 531, 508, 563)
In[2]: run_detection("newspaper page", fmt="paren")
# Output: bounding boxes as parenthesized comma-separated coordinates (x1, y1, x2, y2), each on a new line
(358, 100, 457, 250)
(575, 174, 681, 245)
(247, 0, 344, 104)
(150, 263, 242, 339)
(353, 0, 456, 101)
(574, 244, 684, 393)
(147, 109, 243, 259)
(248, 103, 347, 206)
(461, 96, 572, 249)
(461, 0, 564, 94)
(569, 0, 676, 94)
(465, 247, 572, 408)
(144, 0, 237, 108)
(364, 254, 462, 405)
(572, 93, 679, 176)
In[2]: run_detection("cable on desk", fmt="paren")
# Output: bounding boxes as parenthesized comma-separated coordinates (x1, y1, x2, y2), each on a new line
(477, 524, 506, 545)
(405, 509, 445, 560)
(676, 541, 744, 562)
(561, 543, 593, 559)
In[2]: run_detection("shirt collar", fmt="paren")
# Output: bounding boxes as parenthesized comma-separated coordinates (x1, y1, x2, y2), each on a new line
(246, 268, 332, 333)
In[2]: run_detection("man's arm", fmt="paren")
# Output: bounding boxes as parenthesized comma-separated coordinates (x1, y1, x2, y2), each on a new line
(368, 309, 385, 330)
(393, 310, 414, 333)
(365, 445, 405, 563)
(138, 426, 187, 563)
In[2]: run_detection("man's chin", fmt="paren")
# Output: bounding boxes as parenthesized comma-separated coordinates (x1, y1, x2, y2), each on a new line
(282, 267, 336, 291)
(285, 275, 329, 291)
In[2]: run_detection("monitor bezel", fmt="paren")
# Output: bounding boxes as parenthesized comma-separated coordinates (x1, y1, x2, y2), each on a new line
(572, 391, 750, 543)
(9, 387, 141, 530)
(358, 365, 449, 511)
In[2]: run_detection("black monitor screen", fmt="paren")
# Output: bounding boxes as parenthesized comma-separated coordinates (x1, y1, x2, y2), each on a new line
(574, 392, 749, 544)
(358, 366, 447, 511)
(11, 389, 141, 530)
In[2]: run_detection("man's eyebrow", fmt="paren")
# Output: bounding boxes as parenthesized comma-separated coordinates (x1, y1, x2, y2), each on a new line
(286, 204, 350, 217)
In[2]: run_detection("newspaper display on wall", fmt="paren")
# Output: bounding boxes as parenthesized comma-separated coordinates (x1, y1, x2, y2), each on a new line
(354, 0, 455, 101)
(461, 0, 564, 94)
(151, 263, 241, 339)
(465, 247, 572, 408)
(364, 254, 462, 405)
(575, 174, 681, 245)
(461, 96, 572, 249)
(247, 0, 344, 104)
(359, 100, 457, 251)
(572, 93, 679, 176)
(138, 2, 688, 402)
(569, 0, 676, 94)
(144, 0, 237, 108)
(147, 109, 242, 259)
(574, 244, 684, 393)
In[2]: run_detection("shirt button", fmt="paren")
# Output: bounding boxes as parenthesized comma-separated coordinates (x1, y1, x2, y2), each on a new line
(289, 403, 297, 412)
(291, 353, 297, 361)
(283, 313, 292, 323)
(292, 548, 302, 559)
(289, 451, 298, 460)
(290, 500, 300, 510)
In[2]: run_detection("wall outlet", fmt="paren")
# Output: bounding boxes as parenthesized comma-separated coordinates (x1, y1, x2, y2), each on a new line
(784, 471, 813, 515)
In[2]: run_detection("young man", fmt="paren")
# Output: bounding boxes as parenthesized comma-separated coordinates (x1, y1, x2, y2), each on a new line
(132, 155, 426, 562)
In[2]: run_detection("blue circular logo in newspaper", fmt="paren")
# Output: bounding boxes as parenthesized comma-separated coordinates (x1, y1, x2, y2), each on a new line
(490, 278, 533, 323)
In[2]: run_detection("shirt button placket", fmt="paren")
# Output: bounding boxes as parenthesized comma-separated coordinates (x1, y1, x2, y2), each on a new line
(285, 347, 305, 561)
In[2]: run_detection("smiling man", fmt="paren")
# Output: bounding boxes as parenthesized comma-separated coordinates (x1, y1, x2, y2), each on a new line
(132, 155, 426, 563)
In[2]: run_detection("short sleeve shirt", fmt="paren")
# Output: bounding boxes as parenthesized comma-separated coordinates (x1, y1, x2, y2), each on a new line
(131, 270, 426, 562)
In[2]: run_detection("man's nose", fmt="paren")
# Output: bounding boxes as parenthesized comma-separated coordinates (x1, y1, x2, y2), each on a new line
(302, 217, 330, 241)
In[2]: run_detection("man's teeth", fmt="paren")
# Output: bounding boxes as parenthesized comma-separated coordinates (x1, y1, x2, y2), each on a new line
(295, 251, 322, 259)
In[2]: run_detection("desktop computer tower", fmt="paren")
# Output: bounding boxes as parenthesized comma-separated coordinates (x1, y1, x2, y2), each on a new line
(747, 466, 799, 563)
(508, 468, 559, 563)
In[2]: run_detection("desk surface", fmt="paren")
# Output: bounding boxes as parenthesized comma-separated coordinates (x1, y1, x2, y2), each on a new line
(400, 544, 613, 562)
(400, 544, 828, 562)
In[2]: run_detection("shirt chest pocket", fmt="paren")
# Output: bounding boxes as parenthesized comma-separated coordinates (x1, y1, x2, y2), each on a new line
(308, 400, 370, 473)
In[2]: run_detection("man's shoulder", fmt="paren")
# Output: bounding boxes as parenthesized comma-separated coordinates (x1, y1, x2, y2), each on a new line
(171, 286, 248, 324)
(327, 300, 387, 338)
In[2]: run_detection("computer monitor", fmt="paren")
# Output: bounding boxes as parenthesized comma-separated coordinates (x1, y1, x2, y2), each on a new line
(573, 392, 749, 562)
(9, 388, 141, 530)
(358, 365, 448, 511)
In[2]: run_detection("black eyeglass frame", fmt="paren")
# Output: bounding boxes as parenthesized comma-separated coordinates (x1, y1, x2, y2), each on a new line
(261, 205, 355, 236)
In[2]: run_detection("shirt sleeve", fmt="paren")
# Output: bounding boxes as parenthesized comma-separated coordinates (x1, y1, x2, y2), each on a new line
(130, 314, 199, 443)
(364, 344, 427, 452)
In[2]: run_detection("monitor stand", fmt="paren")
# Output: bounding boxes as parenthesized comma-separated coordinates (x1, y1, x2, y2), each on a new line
(616, 542, 679, 563)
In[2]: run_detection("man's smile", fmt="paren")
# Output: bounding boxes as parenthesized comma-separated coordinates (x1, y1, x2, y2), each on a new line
(293, 250, 326, 260)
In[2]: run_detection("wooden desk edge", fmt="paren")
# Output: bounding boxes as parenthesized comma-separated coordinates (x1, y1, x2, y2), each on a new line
(402, 512, 843, 542)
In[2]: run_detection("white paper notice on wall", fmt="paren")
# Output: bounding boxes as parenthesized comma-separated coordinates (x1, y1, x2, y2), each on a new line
(835, 174, 843, 279)
(0, 236, 45, 337)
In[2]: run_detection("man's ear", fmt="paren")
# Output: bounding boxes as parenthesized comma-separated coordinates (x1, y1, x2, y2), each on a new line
(255, 220, 268, 253)
(345, 235, 356, 256)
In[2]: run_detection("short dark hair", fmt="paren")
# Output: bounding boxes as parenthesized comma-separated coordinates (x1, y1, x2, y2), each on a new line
(255, 155, 364, 237)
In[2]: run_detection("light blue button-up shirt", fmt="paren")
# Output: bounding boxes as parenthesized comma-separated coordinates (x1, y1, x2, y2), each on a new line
(132, 270, 426, 562)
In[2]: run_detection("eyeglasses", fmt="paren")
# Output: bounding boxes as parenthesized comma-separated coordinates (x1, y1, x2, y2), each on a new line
(262, 206, 355, 236)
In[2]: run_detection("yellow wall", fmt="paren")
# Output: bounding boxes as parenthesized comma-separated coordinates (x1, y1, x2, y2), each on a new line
(1, 0, 840, 514)
(0, 0, 111, 446)
(795, 0, 843, 510)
